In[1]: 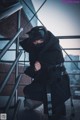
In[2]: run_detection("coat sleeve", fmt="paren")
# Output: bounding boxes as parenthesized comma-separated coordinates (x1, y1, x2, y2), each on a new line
(24, 50, 39, 78)
(19, 38, 32, 52)
(24, 66, 35, 78)
(20, 39, 36, 77)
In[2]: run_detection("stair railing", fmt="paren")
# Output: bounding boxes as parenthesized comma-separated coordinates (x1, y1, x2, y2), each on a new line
(0, 2, 23, 120)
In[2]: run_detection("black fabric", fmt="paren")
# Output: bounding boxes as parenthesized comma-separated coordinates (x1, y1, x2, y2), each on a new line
(51, 73, 71, 109)
(20, 28, 71, 114)
(28, 30, 44, 42)
(23, 82, 44, 101)
(26, 26, 47, 42)
(20, 38, 33, 52)
(24, 66, 35, 78)
(53, 103, 66, 116)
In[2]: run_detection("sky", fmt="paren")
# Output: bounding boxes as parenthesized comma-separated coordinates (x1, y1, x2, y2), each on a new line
(32, 0, 80, 56)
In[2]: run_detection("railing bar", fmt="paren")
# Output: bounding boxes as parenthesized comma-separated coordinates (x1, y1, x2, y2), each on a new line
(63, 48, 80, 50)
(22, 0, 47, 27)
(0, 60, 29, 62)
(64, 61, 80, 62)
(61, 46, 80, 70)
(0, 2, 23, 20)
(0, 35, 80, 41)
(0, 49, 23, 51)
(12, 99, 21, 120)
(0, 60, 80, 63)
(5, 75, 22, 113)
(0, 48, 80, 51)
(0, 28, 23, 60)
(57, 35, 80, 39)
(15, 9, 21, 102)
(0, 51, 22, 94)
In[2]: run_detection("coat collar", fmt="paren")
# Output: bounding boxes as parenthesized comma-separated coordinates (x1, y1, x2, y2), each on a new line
(39, 31, 59, 56)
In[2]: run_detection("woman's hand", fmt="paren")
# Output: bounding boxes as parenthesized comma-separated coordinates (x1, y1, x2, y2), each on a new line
(34, 61, 41, 71)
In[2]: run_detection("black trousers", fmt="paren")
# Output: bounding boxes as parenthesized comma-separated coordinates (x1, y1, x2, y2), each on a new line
(23, 81, 66, 116)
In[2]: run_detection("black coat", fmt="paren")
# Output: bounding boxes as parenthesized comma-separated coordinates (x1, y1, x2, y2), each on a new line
(20, 31, 64, 80)
(20, 31, 71, 107)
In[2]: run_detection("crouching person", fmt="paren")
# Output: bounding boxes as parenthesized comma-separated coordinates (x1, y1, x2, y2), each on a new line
(20, 26, 71, 120)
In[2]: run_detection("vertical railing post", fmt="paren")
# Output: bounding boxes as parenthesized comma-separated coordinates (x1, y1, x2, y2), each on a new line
(15, 9, 21, 102)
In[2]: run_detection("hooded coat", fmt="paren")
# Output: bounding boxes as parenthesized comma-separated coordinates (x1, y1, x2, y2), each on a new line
(20, 31, 71, 109)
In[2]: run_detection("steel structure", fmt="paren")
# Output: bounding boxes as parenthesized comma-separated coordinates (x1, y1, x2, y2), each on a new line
(0, 2, 23, 120)
(0, 0, 80, 119)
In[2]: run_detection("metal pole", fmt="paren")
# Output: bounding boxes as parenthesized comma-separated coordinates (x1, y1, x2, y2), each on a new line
(5, 75, 22, 113)
(57, 35, 80, 39)
(0, 28, 23, 60)
(12, 99, 21, 120)
(15, 9, 21, 102)
(0, 2, 22, 20)
(22, 0, 47, 27)
(0, 51, 22, 94)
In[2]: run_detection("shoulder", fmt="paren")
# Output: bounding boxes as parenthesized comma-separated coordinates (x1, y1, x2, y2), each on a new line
(47, 31, 59, 44)
(45, 31, 59, 49)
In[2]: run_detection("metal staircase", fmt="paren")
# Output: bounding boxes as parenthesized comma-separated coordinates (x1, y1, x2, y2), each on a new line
(0, 2, 23, 120)
(0, 1, 80, 120)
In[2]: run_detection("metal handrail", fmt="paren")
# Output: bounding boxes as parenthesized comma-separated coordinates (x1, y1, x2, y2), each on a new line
(0, 35, 80, 41)
(0, 28, 23, 60)
(57, 35, 80, 39)
(0, 2, 23, 119)
(0, 2, 23, 20)
(0, 50, 22, 94)
(15, 9, 22, 102)
(62, 48, 80, 50)
(12, 99, 21, 120)
(0, 60, 76, 62)
(5, 74, 22, 113)
(0, 48, 80, 51)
